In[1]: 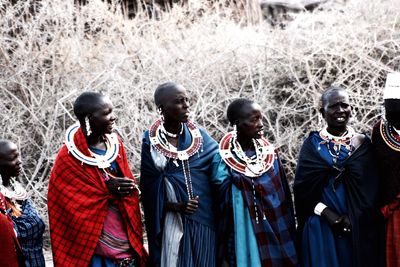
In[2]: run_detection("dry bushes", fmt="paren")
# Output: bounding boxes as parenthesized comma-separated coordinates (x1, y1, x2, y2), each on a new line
(0, 0, 399, 240)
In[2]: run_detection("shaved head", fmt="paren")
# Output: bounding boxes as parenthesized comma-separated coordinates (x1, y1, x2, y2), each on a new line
(154, 82, 184, 108)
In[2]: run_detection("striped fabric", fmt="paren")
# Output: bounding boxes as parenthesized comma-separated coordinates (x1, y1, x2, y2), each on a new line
(161, 178, 184, 267)
(178, 218, 216, 267)
(13, 199, 45, 267)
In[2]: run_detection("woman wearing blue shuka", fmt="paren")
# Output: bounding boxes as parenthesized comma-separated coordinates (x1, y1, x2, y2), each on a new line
(211, 98, 298, 267)
(293, 86, 385, 267)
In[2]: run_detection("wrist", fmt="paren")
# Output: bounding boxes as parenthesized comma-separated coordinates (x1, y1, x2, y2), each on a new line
(314, 202, 327, 216)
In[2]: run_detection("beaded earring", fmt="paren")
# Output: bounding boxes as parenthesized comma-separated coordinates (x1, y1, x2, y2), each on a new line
(85, 116, 92, 136)
(158, 107, 165, 122)
(232, 124, 238, 139)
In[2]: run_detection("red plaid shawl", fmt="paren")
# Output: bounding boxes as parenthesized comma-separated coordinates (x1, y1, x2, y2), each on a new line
(48, 128, 146, 267)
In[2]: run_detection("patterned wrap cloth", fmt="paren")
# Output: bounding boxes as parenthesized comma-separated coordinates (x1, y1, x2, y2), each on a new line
(13, 199, 45, 267)
(212, 151, 298, 267)
(48, 127, 147, 267)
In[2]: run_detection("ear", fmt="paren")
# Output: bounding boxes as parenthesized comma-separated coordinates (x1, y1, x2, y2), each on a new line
(319, 107, 326, 118)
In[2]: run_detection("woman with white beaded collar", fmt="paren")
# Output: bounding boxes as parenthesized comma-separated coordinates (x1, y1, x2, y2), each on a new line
(294, 86, 385, 267)
(140, 82, 219, 267)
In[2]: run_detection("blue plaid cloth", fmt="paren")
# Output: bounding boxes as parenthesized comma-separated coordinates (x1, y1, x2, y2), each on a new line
(13, 199, 45, 267)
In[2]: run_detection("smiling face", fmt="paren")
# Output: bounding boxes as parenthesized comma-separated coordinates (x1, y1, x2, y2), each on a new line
(0, 141, 22, 185)
(89, 96, 116, 136)
(321, 89, 351, 135)
(236, 103, 264, 140)
(160, 85, 190, 124)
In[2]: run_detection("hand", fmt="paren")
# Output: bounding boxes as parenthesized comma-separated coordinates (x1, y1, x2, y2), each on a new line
(321, 207, 352, 237)
(105, 177, 136, 197)
(165, 196, 200, 214)
(183, 196, 199, 214)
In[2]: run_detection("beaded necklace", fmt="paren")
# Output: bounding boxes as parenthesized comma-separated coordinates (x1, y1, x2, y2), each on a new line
(0, 179, 28, 215)
(319, 126, 355, 165)
(65, 123, 120, 169)
(149, 119, 203, 199)
(219, 132, 275, 224)
(219, 131, 275, 178)
(380, 120, 400, 152)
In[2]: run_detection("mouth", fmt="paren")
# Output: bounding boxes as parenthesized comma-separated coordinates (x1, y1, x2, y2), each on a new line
(255, 129, 264, 138)
(336, 117, 346, 123)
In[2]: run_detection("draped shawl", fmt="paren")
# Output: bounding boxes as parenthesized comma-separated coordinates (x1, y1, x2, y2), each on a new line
(0, 196, 25, 267)
(294, 132, 385, 267)
(48, 128, 146, 267)
(140, 124, 218, 267)
(372, 120, 400, 205)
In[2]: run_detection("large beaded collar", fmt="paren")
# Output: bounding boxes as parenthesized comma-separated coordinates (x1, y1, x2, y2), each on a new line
(219, 131, 275, 178)
(149, 119, 203, 161)
(65, 122, 120, 168)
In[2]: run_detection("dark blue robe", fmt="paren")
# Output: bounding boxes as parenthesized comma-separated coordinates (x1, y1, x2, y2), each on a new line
(294, 132, 385, 267)
(140, 123, 218, 267)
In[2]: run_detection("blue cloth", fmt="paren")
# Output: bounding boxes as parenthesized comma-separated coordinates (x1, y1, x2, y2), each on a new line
(211, 152, 298, 267)
(140, 123, 219, 267)
(13, 199, 45, 267)
(299, 133, 352, 267)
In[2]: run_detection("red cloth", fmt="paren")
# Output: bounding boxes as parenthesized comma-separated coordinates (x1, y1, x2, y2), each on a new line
(48, 128, 147, 267)
(382, 198, 400, 267)
(0, 199, 25, 267)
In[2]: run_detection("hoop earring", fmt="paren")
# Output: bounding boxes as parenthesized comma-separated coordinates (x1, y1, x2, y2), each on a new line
(85, 116, 92, 136)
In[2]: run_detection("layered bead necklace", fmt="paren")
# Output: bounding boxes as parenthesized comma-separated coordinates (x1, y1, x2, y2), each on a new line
(380, 120, 400, 152)
(219, 131, 275, 178)
(149, 119, 203, 199)
(319, 126, 355, 164)
(0, 178, 28, 216)
(219, 131, 275, 224)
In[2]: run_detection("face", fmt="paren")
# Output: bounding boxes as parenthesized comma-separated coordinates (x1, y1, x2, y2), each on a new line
(236, 103, 264, 140)
(89, 96, 116, 135)
(321, 90, 351, 134)
(385, 99, 400, 129)
(161, 85, 190, 124)
(0, 142, 22, 182)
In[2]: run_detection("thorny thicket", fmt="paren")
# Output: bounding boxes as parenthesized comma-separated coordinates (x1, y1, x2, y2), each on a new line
(0, 0, 399, 243)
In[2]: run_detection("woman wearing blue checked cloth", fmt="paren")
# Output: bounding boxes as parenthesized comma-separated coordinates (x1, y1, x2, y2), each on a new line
(0, 140, 45, 267)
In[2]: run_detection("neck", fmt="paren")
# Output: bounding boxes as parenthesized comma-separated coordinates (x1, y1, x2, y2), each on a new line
(85, 133, 105, 147)
(326, 126, 347, 137)
(236, 134, 253, 151)
(163, 121, 182, 134)
(1, 176, 11, 187)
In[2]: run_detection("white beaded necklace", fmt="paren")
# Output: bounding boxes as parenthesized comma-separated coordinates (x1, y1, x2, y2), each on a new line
(65, 123, 120, 169)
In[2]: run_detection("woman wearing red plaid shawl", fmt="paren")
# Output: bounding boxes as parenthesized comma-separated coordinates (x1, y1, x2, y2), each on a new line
(372, 73, 400, 267)
(48, 92, 146, 267)
(0, 140, 45, 267)
(140, 82, 219, 267)
(294, 87, 384, 267)
(211, 98, 298, 267)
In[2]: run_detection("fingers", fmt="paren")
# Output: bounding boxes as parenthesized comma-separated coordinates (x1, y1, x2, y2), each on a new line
(185, 196, 199, 214)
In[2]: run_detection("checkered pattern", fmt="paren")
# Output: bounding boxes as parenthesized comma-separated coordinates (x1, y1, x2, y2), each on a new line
(13, 199, 45, 267)
(48, 127, 146, 267)
(231, 157, 298, 266)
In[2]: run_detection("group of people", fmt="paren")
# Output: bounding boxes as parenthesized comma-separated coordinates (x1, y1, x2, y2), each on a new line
(0, 74, 399, 267)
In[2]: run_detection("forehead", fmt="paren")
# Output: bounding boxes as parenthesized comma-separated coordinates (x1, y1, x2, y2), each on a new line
(0, 142, 18, 158)
(326, 90, 349, 105)
(93, 96, 113, 110)
(240, 103, 262, 117)
(163, 86, 187, 102)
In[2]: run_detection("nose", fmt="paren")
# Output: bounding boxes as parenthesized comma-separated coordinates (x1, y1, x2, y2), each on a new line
(110, 112, 116, 122)
(183, 99, 189, 109)
(257, 119, 264, 128)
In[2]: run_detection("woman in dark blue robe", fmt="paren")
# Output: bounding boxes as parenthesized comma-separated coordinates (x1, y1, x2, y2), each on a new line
(293, 87, 385, 267)
(140, 82, 218, 267)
